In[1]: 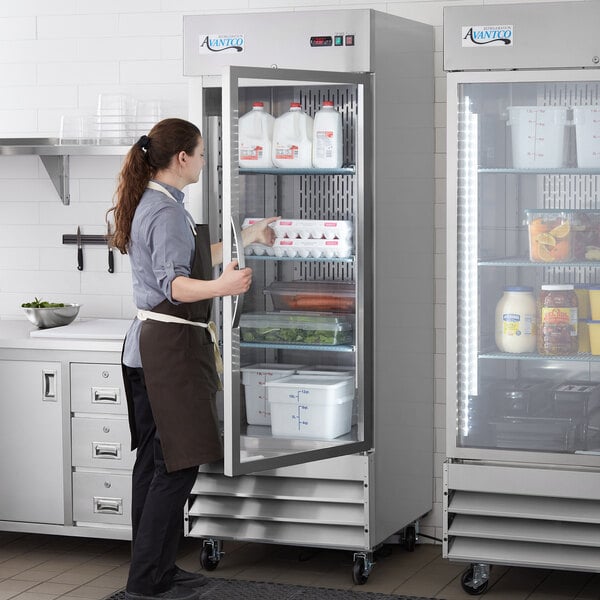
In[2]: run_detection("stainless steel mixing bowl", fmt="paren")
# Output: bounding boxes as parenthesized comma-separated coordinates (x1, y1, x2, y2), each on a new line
(23, 304, 81, 329)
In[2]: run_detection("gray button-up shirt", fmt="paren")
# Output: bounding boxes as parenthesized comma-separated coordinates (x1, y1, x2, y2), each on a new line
(122, 181, 196, 368)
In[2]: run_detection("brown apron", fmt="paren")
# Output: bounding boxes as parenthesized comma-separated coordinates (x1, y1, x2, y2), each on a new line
(125, 222, 223, 473)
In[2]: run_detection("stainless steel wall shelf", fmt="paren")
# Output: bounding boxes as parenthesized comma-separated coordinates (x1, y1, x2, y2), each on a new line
(0, 138, 129, 205)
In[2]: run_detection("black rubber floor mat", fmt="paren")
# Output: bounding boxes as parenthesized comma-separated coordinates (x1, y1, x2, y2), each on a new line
(105, 582, 443, 600)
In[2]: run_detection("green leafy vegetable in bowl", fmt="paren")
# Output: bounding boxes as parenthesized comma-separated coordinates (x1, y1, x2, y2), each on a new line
(21, 297, 66, 308)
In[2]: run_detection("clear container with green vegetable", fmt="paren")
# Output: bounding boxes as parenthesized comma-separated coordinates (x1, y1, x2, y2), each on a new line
(240, 312, 354, 345)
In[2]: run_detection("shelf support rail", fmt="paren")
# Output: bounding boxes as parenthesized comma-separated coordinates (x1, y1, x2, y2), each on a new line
(40, 155, 70, 205)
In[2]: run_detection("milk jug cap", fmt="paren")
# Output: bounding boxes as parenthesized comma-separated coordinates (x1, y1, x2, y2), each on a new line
(252, 101, 264, 108)
(290, 102, 301, 108)
(322, 101, 334, 107)
(504, 286, 533, 293)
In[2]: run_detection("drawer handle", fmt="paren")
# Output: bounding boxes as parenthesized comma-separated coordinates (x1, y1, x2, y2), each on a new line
(43, 370, 57, 401)
(91, 387, 120, 405)
(94, 497, 123, 515)
(93, 442, 121, 459)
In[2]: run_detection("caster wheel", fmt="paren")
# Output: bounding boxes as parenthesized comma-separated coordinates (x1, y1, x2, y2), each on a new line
(200, 545, 220, 571)
(403, 525, 416, 552)
(461, 567, 489, 595)
(352, 559, 368, 585)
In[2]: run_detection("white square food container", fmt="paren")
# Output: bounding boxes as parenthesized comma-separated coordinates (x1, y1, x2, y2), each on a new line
(240, 363, 302, 425)
(265, 374, 355, 439)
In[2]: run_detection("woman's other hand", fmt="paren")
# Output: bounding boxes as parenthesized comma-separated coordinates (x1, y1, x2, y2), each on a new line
(242, 216, 279, 247)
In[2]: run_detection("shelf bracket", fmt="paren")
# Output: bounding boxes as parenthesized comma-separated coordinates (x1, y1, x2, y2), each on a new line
(40, 154, 70, 205)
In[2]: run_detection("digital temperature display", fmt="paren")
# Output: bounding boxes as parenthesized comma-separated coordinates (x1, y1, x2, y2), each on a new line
(310, 36, 333, 47)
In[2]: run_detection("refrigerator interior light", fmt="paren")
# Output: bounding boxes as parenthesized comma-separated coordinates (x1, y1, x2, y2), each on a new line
(457, 95, 479, 435)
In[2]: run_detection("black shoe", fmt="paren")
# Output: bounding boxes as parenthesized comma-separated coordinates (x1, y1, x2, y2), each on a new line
(125, 584, 200, 600)
(171, 565, 209, 588)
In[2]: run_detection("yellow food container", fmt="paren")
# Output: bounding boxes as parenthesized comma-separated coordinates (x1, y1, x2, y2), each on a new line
(587, 320, 600, 355)
(579, 320, 591, 353)
(589, 286, 600, 320)
(575, 285, 591, 319)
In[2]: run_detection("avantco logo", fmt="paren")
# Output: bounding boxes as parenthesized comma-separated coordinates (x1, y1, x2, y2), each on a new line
(462, 25, 513, 47)
(199, 33, 245, 54)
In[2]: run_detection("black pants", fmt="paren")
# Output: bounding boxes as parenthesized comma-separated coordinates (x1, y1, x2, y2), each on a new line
(124, 366, 198, 595)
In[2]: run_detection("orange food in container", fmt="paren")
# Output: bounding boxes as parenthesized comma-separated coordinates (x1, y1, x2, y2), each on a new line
(526, 209, 572, 263)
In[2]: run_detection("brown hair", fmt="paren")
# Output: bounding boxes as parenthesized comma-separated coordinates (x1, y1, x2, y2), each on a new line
(107, 118, 202, 253)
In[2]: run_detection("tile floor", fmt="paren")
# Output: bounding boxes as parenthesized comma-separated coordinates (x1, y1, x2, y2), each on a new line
(0, 532, 599, 600)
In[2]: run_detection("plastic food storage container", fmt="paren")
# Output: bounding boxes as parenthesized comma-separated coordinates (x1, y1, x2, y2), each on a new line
(240, 363, 302, 425)
(265, 374, 354, 439)
(264, 281, 355, 313)
(239, 312, 353, 345)
(526, 209, 572, 262)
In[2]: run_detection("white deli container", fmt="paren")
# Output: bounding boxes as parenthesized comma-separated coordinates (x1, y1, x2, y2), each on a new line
(240, 363, 301, 425)
(265, 374, 354, 439)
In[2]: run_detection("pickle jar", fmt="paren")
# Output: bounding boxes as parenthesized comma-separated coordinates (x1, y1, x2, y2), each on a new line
(537, 284, 578, 355)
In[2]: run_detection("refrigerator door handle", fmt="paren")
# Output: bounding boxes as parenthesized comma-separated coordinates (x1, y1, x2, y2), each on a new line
(231, 215, 245, 329)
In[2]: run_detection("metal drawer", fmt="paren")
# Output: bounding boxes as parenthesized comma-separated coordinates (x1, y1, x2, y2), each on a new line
(72, 416, 134, 470)
(71, 363, 126, 414)
(73, 471, 132, 526)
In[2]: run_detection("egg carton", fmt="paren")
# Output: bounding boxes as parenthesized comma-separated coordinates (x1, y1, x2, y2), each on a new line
(272, 219, 352, 240)
(242, 218, 352, 240)
(272, 238, 353, 258)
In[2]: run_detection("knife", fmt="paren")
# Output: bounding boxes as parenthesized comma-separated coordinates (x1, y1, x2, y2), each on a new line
(76, 226, 83, 271)
(107, 222, 114, 273)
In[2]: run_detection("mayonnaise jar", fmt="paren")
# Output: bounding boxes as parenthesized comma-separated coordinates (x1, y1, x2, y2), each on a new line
(495, 286, 537, 353)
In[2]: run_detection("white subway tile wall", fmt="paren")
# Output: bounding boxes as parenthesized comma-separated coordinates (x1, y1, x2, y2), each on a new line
(0, 0, 562, 541)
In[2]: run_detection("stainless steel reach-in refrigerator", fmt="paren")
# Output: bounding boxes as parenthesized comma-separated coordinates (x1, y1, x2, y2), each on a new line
(444, 1, 600, 594)
(181, 9, 434, 583)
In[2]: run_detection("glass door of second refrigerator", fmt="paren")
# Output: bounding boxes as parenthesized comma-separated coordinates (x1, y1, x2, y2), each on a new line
(448, 70, 600, 467)
(220, 66, 373, 476)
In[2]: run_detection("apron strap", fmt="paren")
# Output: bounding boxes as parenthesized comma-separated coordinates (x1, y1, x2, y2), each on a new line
(137, 309, 224, 383)
(146, 181, 197, 236)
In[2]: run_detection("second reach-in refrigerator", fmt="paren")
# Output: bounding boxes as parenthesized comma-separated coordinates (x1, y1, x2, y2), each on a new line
(180, 9, 434, 583)
(444, 1, 600, 595)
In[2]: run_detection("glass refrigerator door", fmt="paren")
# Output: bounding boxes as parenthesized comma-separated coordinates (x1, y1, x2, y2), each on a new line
(448, 70, 600, 466)
(220, 66, 373, 476)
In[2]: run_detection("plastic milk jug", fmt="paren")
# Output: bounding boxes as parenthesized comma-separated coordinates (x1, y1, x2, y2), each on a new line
(312, 101, 343, 168)
(272, 102, 313, 168)
(239, 102, 275, 168)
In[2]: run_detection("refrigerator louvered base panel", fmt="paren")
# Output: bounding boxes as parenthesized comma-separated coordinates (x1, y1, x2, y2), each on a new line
(447, 537, 600, 572)
(186, 457, 370, 551)
(444, 462, 600, 573)
(188, 517, 367, 550)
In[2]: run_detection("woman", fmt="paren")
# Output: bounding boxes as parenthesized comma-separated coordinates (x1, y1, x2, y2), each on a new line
(109, 118, 277, 600)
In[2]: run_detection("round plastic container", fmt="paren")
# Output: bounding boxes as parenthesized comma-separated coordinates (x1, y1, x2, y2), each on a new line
(573, 105, 600, 168)
(312, 101, 343, 168)
(239, 102, 275, 168)
(495, 286, 537, 353)
(507, 106, 568, 169)
(272, 102, 313, 168)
